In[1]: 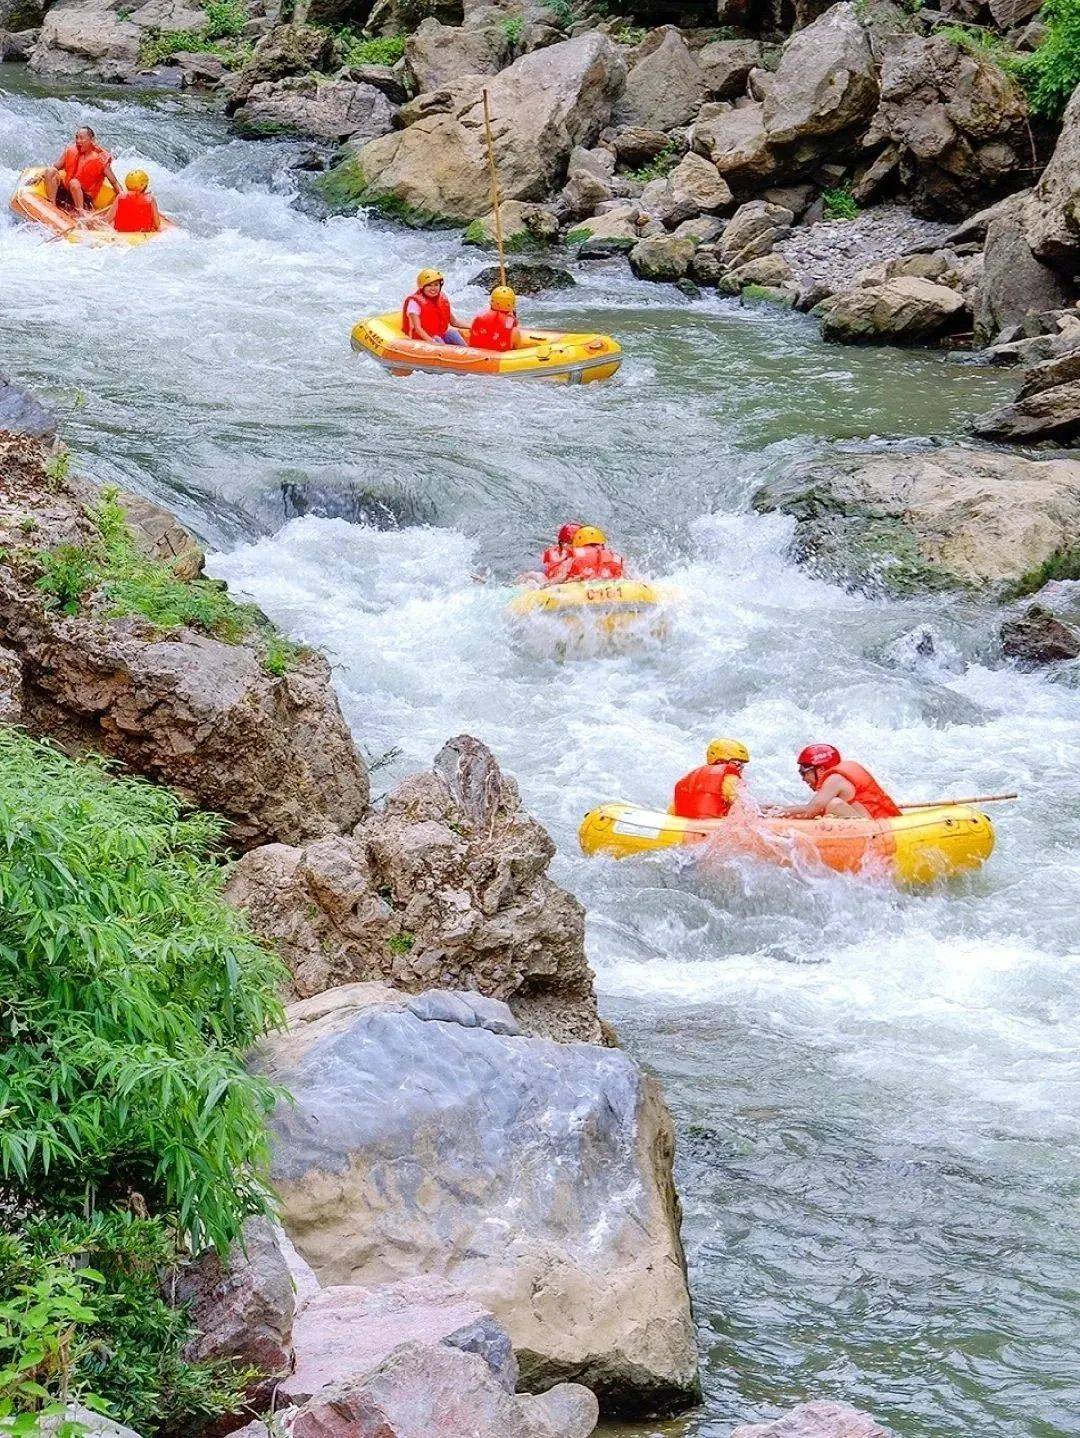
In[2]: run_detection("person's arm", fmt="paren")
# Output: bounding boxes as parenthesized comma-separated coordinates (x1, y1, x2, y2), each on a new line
(510, 323, 524, 350)
(103, 160, 122, 196)
(776, 774, 853, 819)
(149, 198, 161, 231)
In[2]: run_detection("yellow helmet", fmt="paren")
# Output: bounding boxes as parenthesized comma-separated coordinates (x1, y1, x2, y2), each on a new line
(417, 268, 444, 288)
(490, 285, 516, 313)
(572, 525, 606, 547)
(707, 738, 749, 766)
(125, 169, 149, 192)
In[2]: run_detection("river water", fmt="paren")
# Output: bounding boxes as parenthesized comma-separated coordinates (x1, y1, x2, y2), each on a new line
(3, 69, 1078, 1438)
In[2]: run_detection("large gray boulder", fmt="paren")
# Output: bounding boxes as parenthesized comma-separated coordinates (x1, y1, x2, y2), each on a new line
(255, 983, 699, 1415)
(226, 734, 601, 1043)
(753, 446, 1080, 592)
(698, 38, 763, 100)
(346, 33, 625, 222)
(1023, 84, 1080, 274)
(972, 350, 1080, 443)
(614, 26, 705, 131)
(0, 375, 55, 438)
(31, 1409, 144, 1438)
(864, 34, 1030, 217)
(629, 232, 696, 281)
(821, 275, 967, 344)
(406, 16, 510, 93)
(30, 0, 139, 81)
(690, 101, 778, 189)
(973, 192, 1074, 346)
(232, 77, 396, 143)
(762, 3, 879, 148)
(719, 199, 793, 270)
(227, 23, 339, 110)
(0, 435, 369, 848)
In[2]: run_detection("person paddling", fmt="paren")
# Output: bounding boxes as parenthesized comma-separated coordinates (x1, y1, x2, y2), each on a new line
(671, 740, 751, 820)
(43, 126, 122, 213)
(402, 269, 468, 346)
(775, 744, 901, 820)
(543, 526, 624, 583)
(469, 286, 523, 352)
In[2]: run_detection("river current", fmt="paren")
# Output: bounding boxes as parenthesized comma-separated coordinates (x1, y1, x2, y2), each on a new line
(2, 70, 1078, 1438)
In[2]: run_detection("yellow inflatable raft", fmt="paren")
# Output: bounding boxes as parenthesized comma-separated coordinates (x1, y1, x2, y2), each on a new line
(579, 801, 995, 886)
(351, 314, 622, 384)
(508, 578, 672, 641)
(10, 168, 176, 245)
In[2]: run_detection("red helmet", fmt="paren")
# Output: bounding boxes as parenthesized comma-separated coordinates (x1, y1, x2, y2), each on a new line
(557, 523, 582, 546)
(797, 743, 841, 771)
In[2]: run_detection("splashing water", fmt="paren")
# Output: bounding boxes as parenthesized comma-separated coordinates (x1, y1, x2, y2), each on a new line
(2, 67, 1077, 1438)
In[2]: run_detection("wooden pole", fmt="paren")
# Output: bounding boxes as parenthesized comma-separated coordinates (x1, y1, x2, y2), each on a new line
(898, 792, 1018, 810)
(481, 88, 506, 289)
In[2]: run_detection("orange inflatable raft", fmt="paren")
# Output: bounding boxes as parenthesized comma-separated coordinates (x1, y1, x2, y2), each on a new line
(578, 801, 995, 885)
(351, 313, 622, 384)
(10, 168, 176, 245)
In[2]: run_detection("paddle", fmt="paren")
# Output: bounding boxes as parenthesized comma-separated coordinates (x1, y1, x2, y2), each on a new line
(481, 88, 506, 289)
(898, 792, 1018, 810)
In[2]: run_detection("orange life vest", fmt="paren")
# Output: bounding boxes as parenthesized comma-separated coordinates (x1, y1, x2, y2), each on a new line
(550, 545, 624, 582)
(469, 308, 517, 351)
(402, 289, 451, 340)
(59, 143, 109, 201)
(672, 762, 743, 820)
(540, 544, 570, 574)
(816, 760, 901, 819)
(113, 191, 156, 233)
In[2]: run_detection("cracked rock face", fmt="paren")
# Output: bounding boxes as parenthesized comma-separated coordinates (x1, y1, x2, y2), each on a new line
(227, 734, 601, 1043)
(253, 982, 699, 1417)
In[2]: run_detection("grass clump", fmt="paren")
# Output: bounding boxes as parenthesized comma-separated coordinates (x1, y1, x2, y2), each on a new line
(628, 143, 676, 184)
(1013, 0, 1080, 120)
(0, 727, 287, 1428)
(33, 487, 307, 675)
(139, 0, 251, 67)
(614, 24, 647, 44)
(337, 30, 406, 66)
(822, 184, 858, 220)
(1002, 545, 1080, 599)
(501, 14, 524, 44)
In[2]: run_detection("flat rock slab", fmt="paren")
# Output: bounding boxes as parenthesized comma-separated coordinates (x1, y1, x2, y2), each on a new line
(732, 1399, 894, 1437)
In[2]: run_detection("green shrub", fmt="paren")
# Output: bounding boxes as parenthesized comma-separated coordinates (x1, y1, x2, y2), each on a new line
(628, 143, 676, 183)
(822, 184, 859, 220)
(202, 0, 247, 37)
(1002, 544, 1080, 599)
(936, 21, 1008, 55)
(0, 727, 286, 1252)
(501, 14, 523, 44)
(139, 0, 250, 66)
(545, 0, 574, 26)
(1, 1216, 254, 1434)
(614, 24, 647, 44)
(337, 30, 406, 66)
(1014, 0, 1080, 119)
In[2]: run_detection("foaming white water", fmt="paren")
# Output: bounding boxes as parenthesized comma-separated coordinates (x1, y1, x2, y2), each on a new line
(4, 70, 1078, 1435)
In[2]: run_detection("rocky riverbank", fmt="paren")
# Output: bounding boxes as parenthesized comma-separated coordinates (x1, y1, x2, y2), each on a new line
(7, 0, 1079, 441)
(0, 419, 698, 1433)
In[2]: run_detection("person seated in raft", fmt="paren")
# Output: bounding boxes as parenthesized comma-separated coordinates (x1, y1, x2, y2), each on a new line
(42, 126, 123, 214)
(468, 286, 524, 352)
(515, 523, 582, 586)
(671, 739, 750, 821)
(771, 744, 902, 821)
(542, 526, 624, 584)
(80, 169, 161, 234)
(402, 269, 468, 346)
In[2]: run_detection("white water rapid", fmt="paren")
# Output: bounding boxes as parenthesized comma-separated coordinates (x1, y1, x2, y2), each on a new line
(3, 69, 1078, 1438)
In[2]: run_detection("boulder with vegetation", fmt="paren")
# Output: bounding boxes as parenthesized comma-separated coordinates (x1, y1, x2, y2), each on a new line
(972, 348, 1080, 441)
(1023, 80, 1080, 272)
(0, 726, 287, 1434)
(256, 982, 700, 1417)
(227, 21, 339, 110)
(0, 433, 369, 847)
(226, 733, 602, 1043)
(863, 33, 1031, 217)
(30, 0, 141, 80)
(753, 446, 1080, 592)
(820, 275, 968, 343)
(231, 75, 397, 142)
(973, 191, 1074, 346)
(329, 33, 625, 222)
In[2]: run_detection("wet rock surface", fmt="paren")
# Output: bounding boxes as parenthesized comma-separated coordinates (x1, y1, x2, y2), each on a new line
(232, 77, 396, 143)
(731, 1400, 895, 1437)
(754, 446, 1080, 591)
(255, 982, 699, 1415)
(1000, 604, 1080, 667)
(0, 374, 55, 438)
(821, 275, 967, 344)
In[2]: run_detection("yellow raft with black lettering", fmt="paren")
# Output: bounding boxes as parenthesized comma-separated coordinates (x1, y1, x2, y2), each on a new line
(351, 314, 622, 383)
(509, 578, 672, 639)
(579, 801, 995, 885)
